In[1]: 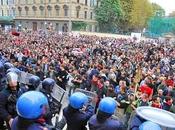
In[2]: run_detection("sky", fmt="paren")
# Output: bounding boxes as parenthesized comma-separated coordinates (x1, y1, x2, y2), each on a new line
(150, 0, 175, 15)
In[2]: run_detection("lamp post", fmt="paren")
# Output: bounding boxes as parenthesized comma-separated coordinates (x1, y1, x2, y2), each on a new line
(68, 0, 72, 32)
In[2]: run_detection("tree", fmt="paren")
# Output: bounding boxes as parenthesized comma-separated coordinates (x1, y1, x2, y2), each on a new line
(118, 0, 133, 33)
(152, 3, 165, 17)
(129, 0, 153, 31)
(95, 0, 123, 32)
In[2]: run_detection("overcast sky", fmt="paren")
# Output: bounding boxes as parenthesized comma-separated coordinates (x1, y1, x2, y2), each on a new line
(150, 0, 175, 15)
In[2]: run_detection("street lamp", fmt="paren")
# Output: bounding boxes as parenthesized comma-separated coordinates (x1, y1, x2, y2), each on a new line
(68, 0, 72, 32)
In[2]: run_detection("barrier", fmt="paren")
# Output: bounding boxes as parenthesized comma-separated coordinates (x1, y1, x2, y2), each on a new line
(75, 88, 98, 107)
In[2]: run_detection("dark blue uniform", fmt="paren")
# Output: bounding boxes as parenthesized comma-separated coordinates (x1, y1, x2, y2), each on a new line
(88, 115, 125, 130)
(128, 113, 146, 130)
(0, 86, 25, 129)
(63, 105, 94, 130)
(11, 117, 50, 130)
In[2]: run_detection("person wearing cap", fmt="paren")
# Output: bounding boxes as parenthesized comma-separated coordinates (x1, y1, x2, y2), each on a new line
(0, 72, 22, 129)
(88, 97, 125, 130)
(63, 92, 95, 130)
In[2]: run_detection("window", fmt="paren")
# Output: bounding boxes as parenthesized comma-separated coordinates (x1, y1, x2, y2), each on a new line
(40, 10, 44, 16)
(2, 10, 4, 16)
(7, 10, 9, 16)
(25, 0, 28, 4)
(6, 0, 8, 5)
(64, 8, 68, 16)
(41, 22, 44, 28)
(12, 9, 15, 16)
(77, 0, 79, 3)
(49, 0, 51, 3)
(25, 10, 28, 16)
(84, 11, 87, 19)
(56, 23, 59, 31)
(40, 0, 43, 4)
(56, 9, 59, 16)
(85, 0, 87, 5)
(19, 10, 21, 16)
(56, 0, 59, 2)
(76, 10, 79, 18)
(1, 0, 3, 5)
(48, 10, 51, 17)
(90, 12, 93, 19)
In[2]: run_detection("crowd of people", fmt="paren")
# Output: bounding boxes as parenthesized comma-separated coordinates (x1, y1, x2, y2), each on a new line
(0, 30, 175, 130)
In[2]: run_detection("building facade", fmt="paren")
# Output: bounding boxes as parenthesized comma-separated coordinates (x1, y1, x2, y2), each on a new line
(0, 0, 15, 17)
(15, 0, 98, 32)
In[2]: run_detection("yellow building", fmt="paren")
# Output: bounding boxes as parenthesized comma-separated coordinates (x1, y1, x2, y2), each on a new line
(15, 0, 98, 32)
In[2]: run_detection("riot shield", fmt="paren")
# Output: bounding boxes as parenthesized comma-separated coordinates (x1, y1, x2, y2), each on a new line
(75, 88, 98, 108)
(51, 84, 66, 116)
(136, 106, 175, 129)
(18, 71, 34, 85)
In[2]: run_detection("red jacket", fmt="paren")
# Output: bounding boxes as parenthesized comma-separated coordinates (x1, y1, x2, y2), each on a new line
(140, 84, 153, 97)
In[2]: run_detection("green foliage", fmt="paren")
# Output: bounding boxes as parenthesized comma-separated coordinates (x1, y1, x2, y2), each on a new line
(152, 3, 165, 17)
(72, 21, 87, 31)
(118, 0, 133, 33)
(129, 0, 153, 31)
(95, 0, 123, 32)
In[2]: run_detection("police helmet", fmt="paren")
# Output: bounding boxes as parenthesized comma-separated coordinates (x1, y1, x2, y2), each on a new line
(29, 75, 41, 89)
(139, 121, 162, 130)
(42, 78, 55, 92)
(98, 97, 117, 114)
(0, 62, 4, 73)
(4, 62, 14, 71)
(6, 68, 21, 75)
(6, 72, 18, 83)
(69, 92, 88, 109)
(16, 91, 48, 119)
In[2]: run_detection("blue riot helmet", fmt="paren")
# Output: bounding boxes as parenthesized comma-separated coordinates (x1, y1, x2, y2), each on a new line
(69, 92, 88, 109)
(6, 72, 18, 89)
(139, 121, 162, 130)
(4, 62, 14, 71)
(28, 75, 41, 90)
(98, 97, 117, 114)
(16, 91, 48, 119)
(42, 78, 55, 93)
(6, 68, 21, 75)
(0, 62, 4, 73)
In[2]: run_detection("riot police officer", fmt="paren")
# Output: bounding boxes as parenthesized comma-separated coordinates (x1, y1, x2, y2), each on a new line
(6, 68, 21, 75)
(63, 92, 95, 130)
(11, 91, 50, 130)
(139, 121, 162, 130)
(40, 78, 57, 125)
(0, 72, 22, 129)
(27, 75, 41, 91)
(0, 62, 6, 91)
(4, 62, 14, 72)
(88, 97, 125, 130)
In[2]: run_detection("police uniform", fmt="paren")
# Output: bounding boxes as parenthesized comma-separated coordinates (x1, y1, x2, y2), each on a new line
(63, 105, 94, 130)
(40, 78, 56, 125)
(0, 88, 23, 129)
(88, 97, 126, 130)
(63, 92, 95, 130)
(88, 115, 125, 130)
(11, 117, 48, 130)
